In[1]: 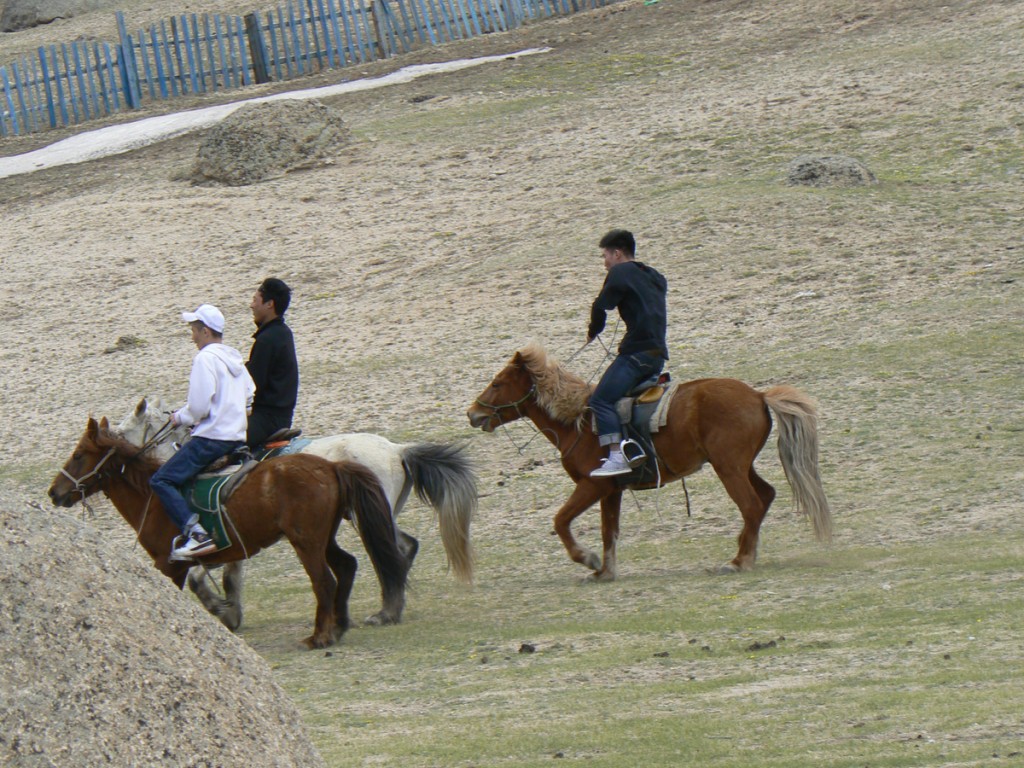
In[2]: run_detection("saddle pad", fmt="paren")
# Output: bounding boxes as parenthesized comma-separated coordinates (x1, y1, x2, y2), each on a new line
(185, 475, 232, 551)
(612, 382, 678, 433)
(649, 381, 681, 432)
(255, 436, 312, 461)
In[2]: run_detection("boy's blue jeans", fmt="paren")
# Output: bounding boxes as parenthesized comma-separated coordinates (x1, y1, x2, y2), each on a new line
(150, 436, 243, 534)
(590, 351, 665, 446)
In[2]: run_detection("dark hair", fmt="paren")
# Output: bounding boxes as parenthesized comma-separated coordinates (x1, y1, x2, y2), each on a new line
(598, 229, 636, 257)
(258, 278, 292, 316)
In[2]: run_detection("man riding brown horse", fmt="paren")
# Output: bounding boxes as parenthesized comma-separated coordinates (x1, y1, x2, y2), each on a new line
(587, 229, 669, 478)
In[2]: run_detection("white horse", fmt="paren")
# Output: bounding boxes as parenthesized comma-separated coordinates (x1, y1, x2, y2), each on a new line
(116, 397, 476, 630)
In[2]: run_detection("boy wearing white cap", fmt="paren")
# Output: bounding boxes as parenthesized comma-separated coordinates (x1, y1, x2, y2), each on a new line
(150, 304, 256, 560)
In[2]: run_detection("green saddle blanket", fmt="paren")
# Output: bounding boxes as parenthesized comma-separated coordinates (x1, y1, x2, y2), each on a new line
(183, 438, 313, 551)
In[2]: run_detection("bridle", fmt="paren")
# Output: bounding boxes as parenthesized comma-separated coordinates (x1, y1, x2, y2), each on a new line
(475, 383, 549, 454)
(59, 446, 118, 500)
(474, 383, 536, 422)
(59, 428, 163, 547)
(58, 444, 120, 519)
(475, 382, 587, 459)
(60, 415, 172, 498)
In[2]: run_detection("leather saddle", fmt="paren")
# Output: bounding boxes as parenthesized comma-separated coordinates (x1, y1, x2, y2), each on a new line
(181, 430, 309, 553)
(612, 372, 672, 486)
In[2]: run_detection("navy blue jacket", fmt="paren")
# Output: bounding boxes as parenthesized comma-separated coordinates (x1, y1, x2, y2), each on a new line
(246, 317, 299, 413)
(588, 260, 669, 359)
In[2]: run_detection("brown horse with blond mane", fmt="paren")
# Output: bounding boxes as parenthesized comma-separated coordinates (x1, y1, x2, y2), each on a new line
(48, 417, 409, 649)
(467, 343, 832, 579)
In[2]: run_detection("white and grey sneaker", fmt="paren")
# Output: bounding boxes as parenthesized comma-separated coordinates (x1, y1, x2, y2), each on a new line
(171, 528, 216, 560)
(590, 452, 632, 477)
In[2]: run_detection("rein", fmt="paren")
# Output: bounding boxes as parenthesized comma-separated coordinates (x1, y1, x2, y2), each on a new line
(138, 417, 175, 454)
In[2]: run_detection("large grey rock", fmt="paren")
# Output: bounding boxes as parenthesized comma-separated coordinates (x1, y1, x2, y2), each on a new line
(787, 154, 877, 187)
(192, 99, 350, 186)
(0, 500, 327, 768)
(1, 0, 116, 32)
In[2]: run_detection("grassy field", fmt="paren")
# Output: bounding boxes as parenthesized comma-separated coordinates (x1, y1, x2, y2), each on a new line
(3, 0, 1022, 765)
(237, 522, 1023, 766)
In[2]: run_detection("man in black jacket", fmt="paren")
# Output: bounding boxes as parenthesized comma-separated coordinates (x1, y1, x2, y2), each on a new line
(245, 277, 299, 449)
(587, 229, 668, 477)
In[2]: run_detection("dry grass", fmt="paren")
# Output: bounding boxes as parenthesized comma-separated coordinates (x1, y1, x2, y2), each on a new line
(3, 0, 1023, 765)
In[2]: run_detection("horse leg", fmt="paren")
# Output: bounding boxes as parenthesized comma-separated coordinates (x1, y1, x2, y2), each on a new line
(221, 562, 245, 630)
(552, 482, 606, 573)
(292, 545, 340, 649)
(363, 545, 408, 627)
(186, 566, 242, 631)
(361, 528, 415, 627)
(714, 464, 771, 573)
(749, 467, 776, 520)
(586, 491, 622, 582)
(325, 541, 358, 635)
(398, 528, 419, 567)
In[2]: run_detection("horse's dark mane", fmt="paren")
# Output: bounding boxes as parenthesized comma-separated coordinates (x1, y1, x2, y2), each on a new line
(95, 428, 163, 496)
(517, 342, 592, 427)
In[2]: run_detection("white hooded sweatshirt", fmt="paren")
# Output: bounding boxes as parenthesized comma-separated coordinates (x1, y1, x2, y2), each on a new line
(174, 343, 256, 442)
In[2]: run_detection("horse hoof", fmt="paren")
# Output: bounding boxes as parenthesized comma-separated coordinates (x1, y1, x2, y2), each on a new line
(580, 552, 601, 571)
(582, 569, 616, 584)
(215, 604, 243, 632)
(364, 612, 399, 627)
(302, 634, 335, 650)
(715, 563, 741, 575)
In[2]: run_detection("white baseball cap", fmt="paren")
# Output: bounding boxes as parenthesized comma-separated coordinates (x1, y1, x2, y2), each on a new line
(181, 304, 225, 334)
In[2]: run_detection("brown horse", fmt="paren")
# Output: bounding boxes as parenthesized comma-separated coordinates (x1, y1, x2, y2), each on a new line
(467, 343, 832, 578)
(48, 417, 409, 649)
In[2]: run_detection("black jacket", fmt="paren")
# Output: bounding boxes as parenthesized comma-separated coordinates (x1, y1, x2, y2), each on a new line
(246, 317, 299, 412)
(588, 260, 669, 358)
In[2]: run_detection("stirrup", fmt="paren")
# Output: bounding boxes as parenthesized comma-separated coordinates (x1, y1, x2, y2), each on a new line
(620, 439, 647, 469)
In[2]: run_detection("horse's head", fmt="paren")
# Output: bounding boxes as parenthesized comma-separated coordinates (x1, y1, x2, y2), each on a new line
(48, 417, 124, 507)
(116, 396, 183, 462)
(467, 351, 537, 432)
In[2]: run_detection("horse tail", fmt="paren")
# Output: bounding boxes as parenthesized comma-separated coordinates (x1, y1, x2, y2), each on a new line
(334, 460, 410, 607)
(400, 442, 477, 584)
(762, 386, 833, 543)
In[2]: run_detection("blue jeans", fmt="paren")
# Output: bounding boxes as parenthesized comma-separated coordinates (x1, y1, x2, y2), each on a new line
(150, 436, 244, 534)
(590, 351, 665, 446)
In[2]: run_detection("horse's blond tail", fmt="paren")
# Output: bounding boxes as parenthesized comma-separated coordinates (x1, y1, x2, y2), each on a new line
(401, 443, 476, 584)
(762, 386, 833, 542)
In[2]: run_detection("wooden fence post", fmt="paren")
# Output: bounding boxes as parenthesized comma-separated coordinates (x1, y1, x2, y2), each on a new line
(244, 13, 272, 83)
(371, 0, 391, 59)
(116, 11, 142, 108)
(503, 0, 521, 31)
(0, 66, 16, 136)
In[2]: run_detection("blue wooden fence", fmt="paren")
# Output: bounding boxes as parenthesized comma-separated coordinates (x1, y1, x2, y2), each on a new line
(0, 0, 612, 137)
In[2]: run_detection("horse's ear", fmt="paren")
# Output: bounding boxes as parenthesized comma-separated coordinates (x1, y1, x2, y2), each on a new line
(135, 398, 147, 416)
(512, 351, 524, 367)
(99, 417, 110, 430)
(86, 417, 99, 437)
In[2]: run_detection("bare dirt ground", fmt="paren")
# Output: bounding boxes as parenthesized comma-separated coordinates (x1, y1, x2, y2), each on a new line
(1, 0, 1022, 764)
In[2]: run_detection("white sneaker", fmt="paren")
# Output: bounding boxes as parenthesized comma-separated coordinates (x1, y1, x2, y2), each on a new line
(171, 528, 217, 560)
(590, 453, 632, 477)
